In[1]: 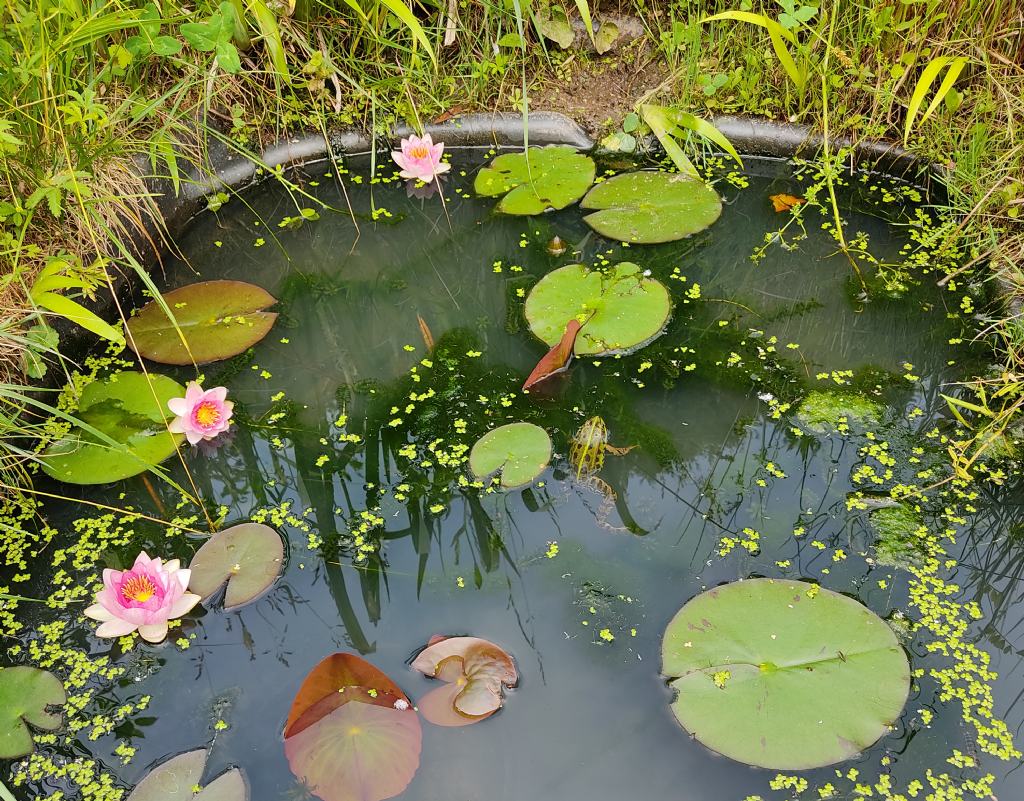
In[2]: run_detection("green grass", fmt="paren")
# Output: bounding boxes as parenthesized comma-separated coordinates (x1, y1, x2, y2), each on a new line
(0, 0, 1022, 478)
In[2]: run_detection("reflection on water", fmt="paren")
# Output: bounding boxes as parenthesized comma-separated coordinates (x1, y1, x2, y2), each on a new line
(8, 152, 1024, 801)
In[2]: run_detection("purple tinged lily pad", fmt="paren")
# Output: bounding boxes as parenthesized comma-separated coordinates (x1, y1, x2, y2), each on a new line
(125, 749, 248, 801)
(187, 523, 284, 610)
(126, 280, 278, 365)
(411, 636, 518, 727)
(284, 654, 422, 801)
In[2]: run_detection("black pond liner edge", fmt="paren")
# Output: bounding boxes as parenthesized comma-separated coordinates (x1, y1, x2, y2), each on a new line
(49, 111, 985, 369)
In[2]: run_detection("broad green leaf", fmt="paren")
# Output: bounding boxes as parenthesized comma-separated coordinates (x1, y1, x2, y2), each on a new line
(594, 20, 619, 53)
(662, 578, 910, 769)
(188, 523, 284, 609)
(216, 40, 241, 73)
(524, 262, 671, 355)
(469, 423, 551, 489)
(581, 171, 722, 244)
(33, 290, 124, 344)
(40, 371, 185, 485)
(903, 55, 968, 145)
(126, 280, 278, 365)
(475, 146, 595, 215)
(284, 654, 421, 801)
(535, 7, 574, 48)
(243, 0, 290, 78)
(126, 749, 248, 801)
(640, 104, 743, 168)
(0, 667, 66, 759)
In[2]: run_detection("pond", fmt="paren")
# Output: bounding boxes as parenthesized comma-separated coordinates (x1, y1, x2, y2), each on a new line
(5, 147, 1024, 801)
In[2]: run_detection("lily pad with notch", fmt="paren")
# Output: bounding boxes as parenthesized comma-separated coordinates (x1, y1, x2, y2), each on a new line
(125, 748, 248, 801)
(126, 280, 278, 365)
(283, 653, 421, 801)
(475, 146, 596, 215)
(524, 262, 671, 356)
(662, 578, 910, 770)
(0, 666, 66, 759)
(469, 423, 551, 489)
(411, 636, 518, 727)
(187, 523, 285, 610)
(40, 371, 185, 485)
(581, 171, 722, 244)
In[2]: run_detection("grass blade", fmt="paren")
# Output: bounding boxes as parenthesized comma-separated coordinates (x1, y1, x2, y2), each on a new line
(904, 55, 967, 144)
(639, 104, 697, 177)
(378, 0, 437, 66)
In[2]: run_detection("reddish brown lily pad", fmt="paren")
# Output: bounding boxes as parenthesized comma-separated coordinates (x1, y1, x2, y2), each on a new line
(411, 636, 517, 727)
(522, 318, 582, 391)
(284, 654, 421, 801)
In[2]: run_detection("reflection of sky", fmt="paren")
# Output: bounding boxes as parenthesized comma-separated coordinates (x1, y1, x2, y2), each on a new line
(22, 155, 1024, 801)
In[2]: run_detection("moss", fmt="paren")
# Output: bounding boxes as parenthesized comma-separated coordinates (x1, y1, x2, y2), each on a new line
(796, 390, 882, 432)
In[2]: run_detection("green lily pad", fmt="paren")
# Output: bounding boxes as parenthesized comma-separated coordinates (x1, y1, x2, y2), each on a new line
(662, 578, 909, 769)
(469, 423, 551, 489)
(187, 523, 285, 609)
(40, 371, 185, 485)
(126, 749, 248, 801)
(0, 666, 66, 759)
(475, 146, 595, 215)
(581, 171, 722, 243)
(524, 263, 671, 356)
(126, 280, 278, 365)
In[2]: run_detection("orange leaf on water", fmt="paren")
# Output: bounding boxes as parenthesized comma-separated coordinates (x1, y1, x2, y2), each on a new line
(770, 193, 805, 212)
(522, 318, 582, 391)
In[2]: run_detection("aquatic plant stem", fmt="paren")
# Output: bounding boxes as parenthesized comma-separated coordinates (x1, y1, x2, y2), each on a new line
(0, 778, 17, 801)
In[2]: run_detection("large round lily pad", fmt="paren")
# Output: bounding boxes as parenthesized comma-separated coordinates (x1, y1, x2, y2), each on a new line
(40, 371, 186, 485)
(662, 578, 909, 769)
(469, 423, 551, 489)
(474, 146, 595, 215)
(524, 263, 671, 356)
(581, 171, 722, 244)
(284, 654, 421, 801)
(0, 666, 66, 759)
(126, 280, 278, 365)
(187, 523, 285, 610)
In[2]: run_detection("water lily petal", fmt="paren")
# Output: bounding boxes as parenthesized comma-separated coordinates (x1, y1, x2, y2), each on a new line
(168, 592, 201, 619)
(138, 623, 169, 643)
(96, 619, 138, 638)
(84, 603, 114, 622)
(167, 397, 189, 416)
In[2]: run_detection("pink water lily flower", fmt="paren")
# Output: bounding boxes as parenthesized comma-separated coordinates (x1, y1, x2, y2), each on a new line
(84, 552, 201, 643)
(392, 133, 450, 182)
(167, 382, 233, 445)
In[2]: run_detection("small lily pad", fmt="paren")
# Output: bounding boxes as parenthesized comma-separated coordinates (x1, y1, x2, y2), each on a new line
(662, 578, 910, 769)
(469, 423, 551, 489)
(284, 654, 421, 801)
(0, 666, 66, 759)
(524, 263, 671, 356)
(187, 523, 285, 609)
(412, 636, 518, 727)
(126, 749, 248, 801)
(127, 280, 278, 365)
(581, 171, 722, 243)
(40, 371, 185, 485)
(475, 146, 595, 215)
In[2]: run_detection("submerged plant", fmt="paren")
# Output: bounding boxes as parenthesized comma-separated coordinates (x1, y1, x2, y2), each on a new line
(391, 133, 450, 182)
(168, 382, 234, 445)
(84, 551, 201, 643)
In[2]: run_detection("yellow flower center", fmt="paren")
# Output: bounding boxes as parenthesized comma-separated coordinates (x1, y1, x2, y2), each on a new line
(409, 145, 430, 160)
(194, 401, 221, 427)
(121, 575, 156, 603)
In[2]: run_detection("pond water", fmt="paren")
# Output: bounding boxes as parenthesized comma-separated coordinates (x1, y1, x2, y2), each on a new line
(8, 150, 1024, 801)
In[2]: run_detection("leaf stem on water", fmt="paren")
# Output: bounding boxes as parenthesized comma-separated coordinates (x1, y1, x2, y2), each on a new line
(0, 778, 17, 801)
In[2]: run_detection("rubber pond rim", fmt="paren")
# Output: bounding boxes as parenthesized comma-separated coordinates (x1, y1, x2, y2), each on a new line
(46, 111, 944, 369)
